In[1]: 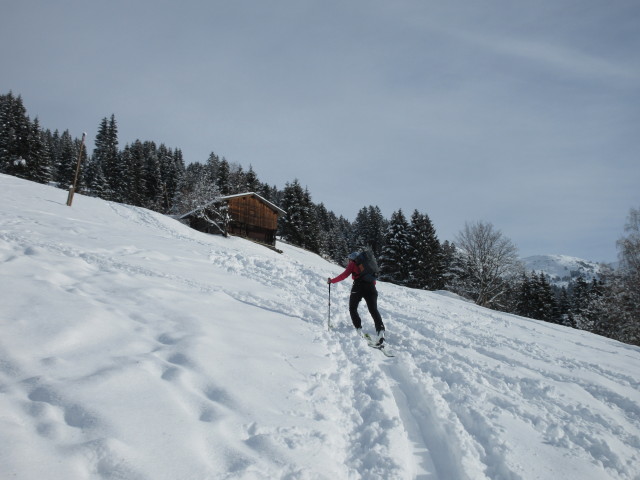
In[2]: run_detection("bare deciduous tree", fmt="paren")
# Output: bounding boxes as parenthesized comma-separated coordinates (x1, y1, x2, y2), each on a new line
(618, 207, 640, 278)
(611, 206, 640, 345)
(453, 221, 522, 307)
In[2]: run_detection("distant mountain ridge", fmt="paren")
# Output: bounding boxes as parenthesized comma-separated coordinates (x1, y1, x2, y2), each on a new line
(522, 254, 603, 287)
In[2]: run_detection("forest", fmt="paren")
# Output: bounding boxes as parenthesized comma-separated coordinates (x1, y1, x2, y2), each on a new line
(1, 91, 638, 346)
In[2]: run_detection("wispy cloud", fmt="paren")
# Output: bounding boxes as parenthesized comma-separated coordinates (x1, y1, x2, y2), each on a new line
(461, 31, 640, 84)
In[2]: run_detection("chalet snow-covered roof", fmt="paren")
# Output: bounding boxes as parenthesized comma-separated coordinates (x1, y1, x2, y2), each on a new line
(179, 192, 286, 219)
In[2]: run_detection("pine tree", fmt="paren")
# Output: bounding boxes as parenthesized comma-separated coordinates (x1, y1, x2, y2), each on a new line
(407, 210, 443, 290)
(368, 206, 387, 256)
(280, 180, 306, 247)
(329, 216, 352, 265)
(92, 115, 120, 200)
(557, 286, 574, 328)
(440, 240, 457, 288)
(206, 152, 221, 184)
(258, 184, 279, 204)
(499, 275, 521, 315)
(379, 209, 411, 285)
(158, 145, 184, 213)
(533, 272, 557, 323)
(352, 207, 369, 250)
(53, 130, 78, 187)
(82, 156, 108, 198)
(227, 162, 245, 194)
(313, 204, 351, 263)
(570, 276, 590, 331)
(47, 129, 61, 183)
(299, 185, 320, 253)
(216, 158, 231, 195)
(279, 180, 319, 252)
(587, 279, 609, 336)
(352, 206, 386, 256)
(25, 117, 51, 184)
(0, 92, 31, 177)
(142, 141, 163, 210)
(516, 272, 533, 318)
(245, 165, 261, 192)
(122, 141, 144, 206)
(314, 203, 332, 259)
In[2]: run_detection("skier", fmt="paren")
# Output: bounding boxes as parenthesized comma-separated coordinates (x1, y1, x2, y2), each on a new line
(328, 251, 386, 345)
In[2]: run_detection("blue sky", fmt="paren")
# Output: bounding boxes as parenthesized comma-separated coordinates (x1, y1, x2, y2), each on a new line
(2, 0, 639, 262)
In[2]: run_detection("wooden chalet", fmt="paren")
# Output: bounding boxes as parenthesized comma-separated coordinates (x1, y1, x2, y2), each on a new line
(180, 192, 286, 247)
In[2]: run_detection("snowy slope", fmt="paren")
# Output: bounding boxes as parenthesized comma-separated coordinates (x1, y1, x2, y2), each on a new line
(523, 254, 603, 287)
(1, 173, 639, 480)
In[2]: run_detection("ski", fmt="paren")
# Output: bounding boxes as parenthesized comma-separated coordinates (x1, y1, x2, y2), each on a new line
(369, 343, 395, 357)
(364, 334, 395, 357)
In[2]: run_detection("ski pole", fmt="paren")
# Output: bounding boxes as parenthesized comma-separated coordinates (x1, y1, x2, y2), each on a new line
(328, 281, 332, 330)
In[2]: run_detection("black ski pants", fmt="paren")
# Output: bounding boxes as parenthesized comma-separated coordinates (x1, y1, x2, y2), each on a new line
(349, 281, 385, 333)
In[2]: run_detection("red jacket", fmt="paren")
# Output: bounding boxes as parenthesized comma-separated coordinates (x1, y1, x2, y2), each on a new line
(330, 260, 375, 284)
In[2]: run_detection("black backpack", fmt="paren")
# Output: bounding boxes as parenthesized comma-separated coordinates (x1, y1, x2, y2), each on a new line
(356, 247, 379, 283)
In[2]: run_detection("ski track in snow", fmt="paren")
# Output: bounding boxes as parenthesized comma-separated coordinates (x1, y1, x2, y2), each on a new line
(1, 175, 640, 480)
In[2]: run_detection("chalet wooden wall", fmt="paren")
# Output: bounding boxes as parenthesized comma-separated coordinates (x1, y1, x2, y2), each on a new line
(227, 196, 278, 231)
(181, 193, 284, 247)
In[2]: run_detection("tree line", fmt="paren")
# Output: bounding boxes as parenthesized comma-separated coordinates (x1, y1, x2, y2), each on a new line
(1, 91, 638, 346)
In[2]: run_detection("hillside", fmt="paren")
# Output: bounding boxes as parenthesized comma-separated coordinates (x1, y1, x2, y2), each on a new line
(1, 174, 639, 480)
(523, 254, 604, 287)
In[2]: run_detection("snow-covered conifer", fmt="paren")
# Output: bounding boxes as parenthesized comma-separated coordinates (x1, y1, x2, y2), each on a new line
(379, 209, 411, 285)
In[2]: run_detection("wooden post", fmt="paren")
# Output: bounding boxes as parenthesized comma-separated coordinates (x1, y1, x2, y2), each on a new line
(67, 132, 86, 206)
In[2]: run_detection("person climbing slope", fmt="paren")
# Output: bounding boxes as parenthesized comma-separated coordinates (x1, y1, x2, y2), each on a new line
(328, 249, 386, 346)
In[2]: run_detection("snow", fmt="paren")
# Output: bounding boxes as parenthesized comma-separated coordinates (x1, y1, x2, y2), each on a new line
(1, 173, 639, 480)
(522, 254, 603, 287)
